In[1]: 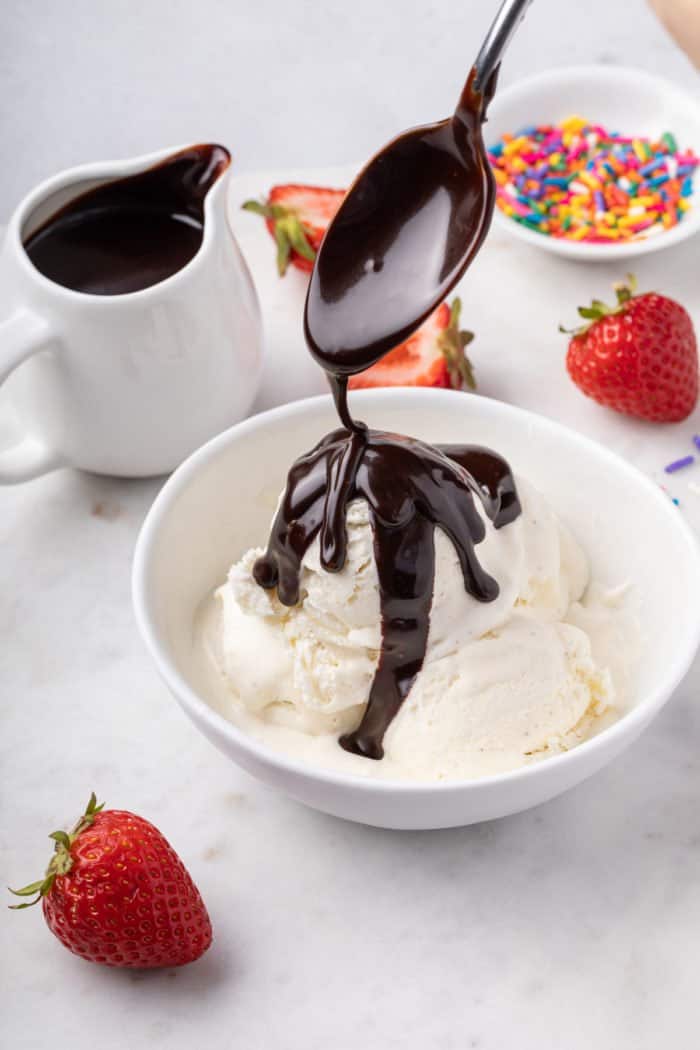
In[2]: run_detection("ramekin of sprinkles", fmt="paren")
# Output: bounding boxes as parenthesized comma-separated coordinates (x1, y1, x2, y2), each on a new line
(488, 116, 698, 245)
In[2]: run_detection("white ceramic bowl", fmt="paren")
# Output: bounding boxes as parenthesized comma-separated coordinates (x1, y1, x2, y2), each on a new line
(132, 389, 700, 829)
(487, 65, 700, 261)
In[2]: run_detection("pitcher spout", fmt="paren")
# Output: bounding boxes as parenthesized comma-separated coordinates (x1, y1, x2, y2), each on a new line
(18, 142, 233, 297)
(164, 143, 231, 206)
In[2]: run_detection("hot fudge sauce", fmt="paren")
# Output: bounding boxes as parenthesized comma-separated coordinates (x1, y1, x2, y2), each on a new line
(253, 69, 522, 759)
(24, 144, 230, 296)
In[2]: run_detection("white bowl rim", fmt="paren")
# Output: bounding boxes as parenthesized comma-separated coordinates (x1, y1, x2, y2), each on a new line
(132, 388, 700, 796)
(487, 63, 700, 259)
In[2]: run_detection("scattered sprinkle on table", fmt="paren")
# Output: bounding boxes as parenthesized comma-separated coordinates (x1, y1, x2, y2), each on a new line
(659, 483, 681, 506)
(664, 454, 695, 474)
(488, 116, 698, 243)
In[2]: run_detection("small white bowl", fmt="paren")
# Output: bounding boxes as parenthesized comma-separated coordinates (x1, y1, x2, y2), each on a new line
(487, 65, 700, 261)
(132, 389, 700, 829)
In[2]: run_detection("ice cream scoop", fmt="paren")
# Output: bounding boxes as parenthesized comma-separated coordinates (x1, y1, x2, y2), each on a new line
(207, 476, 622, 780)
(251, 433, 522, 758)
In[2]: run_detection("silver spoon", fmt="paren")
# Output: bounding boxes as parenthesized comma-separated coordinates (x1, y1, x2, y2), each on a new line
(305, 0, 534, 375)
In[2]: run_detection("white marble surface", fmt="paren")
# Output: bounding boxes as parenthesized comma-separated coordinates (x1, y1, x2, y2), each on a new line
(2, 160, 700, 1050)
(2, 0, 700, 219)
(3, 4, 700, 1046)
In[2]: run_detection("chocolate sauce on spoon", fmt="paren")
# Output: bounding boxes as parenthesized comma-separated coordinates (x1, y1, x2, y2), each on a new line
(304, 69, 498, 374)
(254, 5, 532, 757)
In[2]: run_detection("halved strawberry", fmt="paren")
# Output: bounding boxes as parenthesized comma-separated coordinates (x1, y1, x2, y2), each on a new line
(242, 184, 346, 276)
(348, 299, 475, 391)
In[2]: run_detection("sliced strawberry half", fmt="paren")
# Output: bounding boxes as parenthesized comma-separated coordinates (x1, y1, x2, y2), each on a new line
(242, 184, 346, 276)
(348, 299, 476, 391)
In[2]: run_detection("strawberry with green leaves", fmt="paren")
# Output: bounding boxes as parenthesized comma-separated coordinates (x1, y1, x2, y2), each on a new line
(562, 275, 698, 423)
(349, 298, 476, 391)
(243, 184, 345, 276)
(10, 793, 212, 969)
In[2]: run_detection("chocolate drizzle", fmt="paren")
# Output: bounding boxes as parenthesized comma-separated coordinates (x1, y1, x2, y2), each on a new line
(254, 378, 520, 759)
(253, 65, 522, 759)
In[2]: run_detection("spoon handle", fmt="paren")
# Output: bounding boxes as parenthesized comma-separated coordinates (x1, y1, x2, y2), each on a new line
(473, 0, 534, 92)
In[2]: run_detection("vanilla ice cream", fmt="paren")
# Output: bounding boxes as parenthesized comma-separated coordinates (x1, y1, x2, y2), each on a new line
(201, 477, 633, 780)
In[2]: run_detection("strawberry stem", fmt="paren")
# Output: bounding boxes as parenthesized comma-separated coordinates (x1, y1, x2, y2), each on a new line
(274, 224, 291, 275)
(8, 793, 104, 910)
(241, 199, 274, 219)
(560, 274, 639, 336)
(613, 273, 637, 305)
(437, 297, 477, 391)
(242, 198, 317, 276)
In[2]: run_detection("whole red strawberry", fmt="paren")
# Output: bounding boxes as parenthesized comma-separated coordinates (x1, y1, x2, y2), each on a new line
(563, 275, 698, 423)
(10, 794, 212, 969)
(348, 298, 476, 391)
(242, 184, 346, 276)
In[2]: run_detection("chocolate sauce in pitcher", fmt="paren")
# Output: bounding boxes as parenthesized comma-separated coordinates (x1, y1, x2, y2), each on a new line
(24, 144, 230, 295)
(254, 67, 521, 759)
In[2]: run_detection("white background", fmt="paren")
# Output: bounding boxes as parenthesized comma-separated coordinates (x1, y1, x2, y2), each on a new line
(2, 3, 700, 1049)
(2, 0, 698, 217)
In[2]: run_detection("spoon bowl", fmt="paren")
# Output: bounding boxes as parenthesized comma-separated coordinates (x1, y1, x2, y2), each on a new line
(304, 0, 533, 373)
(304, 87, 494, 372)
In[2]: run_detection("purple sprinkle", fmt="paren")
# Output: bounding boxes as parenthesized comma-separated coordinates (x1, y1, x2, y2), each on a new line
(665, 455, 695, 474)
(639, 159, 662, 177)
(693, 435, 700, 450)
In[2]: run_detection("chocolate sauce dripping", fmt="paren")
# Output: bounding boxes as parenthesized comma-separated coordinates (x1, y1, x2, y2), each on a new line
(329, 375, 365, 435)
(254, 64, 522, 759)
(253, 430, 520, 759)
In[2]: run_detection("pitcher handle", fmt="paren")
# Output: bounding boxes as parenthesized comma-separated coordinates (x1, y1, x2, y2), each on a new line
(0, 309, 65, 484)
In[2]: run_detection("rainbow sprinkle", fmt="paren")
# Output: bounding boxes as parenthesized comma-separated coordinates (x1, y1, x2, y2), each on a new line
(488, 116, 698, 243)
(665, 455, 695, 474)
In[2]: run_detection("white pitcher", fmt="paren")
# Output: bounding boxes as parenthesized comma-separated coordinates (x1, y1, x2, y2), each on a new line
(0, 143, 263, 483)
